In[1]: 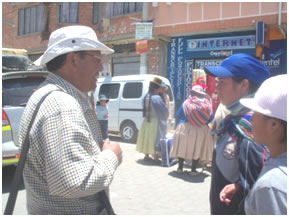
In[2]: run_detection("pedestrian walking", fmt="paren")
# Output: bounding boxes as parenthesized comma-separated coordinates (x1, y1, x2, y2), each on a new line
(18, 25, 122, 214)
(136, 77, 168, 161)
(240, 74, 287, 215)
(170, 84, 214, 175)
(204, 53, 270, 214)
(96, 94, 110, 139)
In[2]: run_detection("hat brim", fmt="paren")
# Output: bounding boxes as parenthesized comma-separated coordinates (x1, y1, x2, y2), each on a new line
(200, 84, 208, 89)
(98, 99, 109, 103)
(240, 98, 272, 117)
(34, 37, 114, 66)
(204, 66, 234, 78)
(190, 89, 210, 100)
(150, 80, 162, 87)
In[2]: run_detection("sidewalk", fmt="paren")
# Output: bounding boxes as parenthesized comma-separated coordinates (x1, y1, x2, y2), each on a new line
(109, 137, 212, 215)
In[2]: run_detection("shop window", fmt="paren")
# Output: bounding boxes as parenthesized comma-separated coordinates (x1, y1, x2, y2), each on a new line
(92, 2, 99, 24)
(58, 2, 79, 24)
(18, 4, 48, 36)
(106, 2, 142, 18)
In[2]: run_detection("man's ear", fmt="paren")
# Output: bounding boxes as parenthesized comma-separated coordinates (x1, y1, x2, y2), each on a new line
(66, 52, 77, 65)
(240, 79, 250, 94)
(270, 117, 282, 131)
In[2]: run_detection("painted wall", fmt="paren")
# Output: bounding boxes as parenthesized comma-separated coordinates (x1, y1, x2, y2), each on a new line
(153, 2, 287, 35)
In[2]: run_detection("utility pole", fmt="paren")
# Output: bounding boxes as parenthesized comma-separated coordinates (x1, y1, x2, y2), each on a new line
(140, 2, 148, 74)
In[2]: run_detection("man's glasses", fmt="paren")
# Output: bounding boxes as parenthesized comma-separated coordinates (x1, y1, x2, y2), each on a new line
(84, 53, 102, 63)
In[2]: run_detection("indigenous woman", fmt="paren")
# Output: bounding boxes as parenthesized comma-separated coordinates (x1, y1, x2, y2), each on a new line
(170, 84, 214, 175)
(136, 77, 168, 161)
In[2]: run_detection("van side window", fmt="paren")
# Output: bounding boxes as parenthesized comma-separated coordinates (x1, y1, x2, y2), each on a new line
(123, 82, 143, 99)
(99, 83, 120, 99)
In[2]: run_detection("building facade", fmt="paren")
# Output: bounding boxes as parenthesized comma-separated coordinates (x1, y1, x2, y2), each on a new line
(2, 2, 287, 104)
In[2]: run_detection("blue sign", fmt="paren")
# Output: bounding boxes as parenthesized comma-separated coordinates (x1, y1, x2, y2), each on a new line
(261, 39, 287, 77)
(167, 32, 257, 111)
(187, 35, 256, 51)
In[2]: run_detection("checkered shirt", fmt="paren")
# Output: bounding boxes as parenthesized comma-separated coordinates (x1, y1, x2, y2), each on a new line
(18, 73, 119, 214)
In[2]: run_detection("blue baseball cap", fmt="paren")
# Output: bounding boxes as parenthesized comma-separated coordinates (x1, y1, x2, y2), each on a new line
(204, 53, 270, 84)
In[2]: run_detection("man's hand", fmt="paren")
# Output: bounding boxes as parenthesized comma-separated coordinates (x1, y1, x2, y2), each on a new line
(102, 139, 122, 164)
(219, 183, 240, 205)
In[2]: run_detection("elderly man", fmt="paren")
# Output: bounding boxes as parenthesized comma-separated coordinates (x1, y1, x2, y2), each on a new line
(18, 25, 122, 214)
(204, 53, 270, 215)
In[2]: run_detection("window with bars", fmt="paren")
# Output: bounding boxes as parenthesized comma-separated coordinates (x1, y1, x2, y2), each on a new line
(58, 2, 79, 24)
(18, 4, 48, 36)
(92, 2, 99, 24)
(106, 2, 143, 18)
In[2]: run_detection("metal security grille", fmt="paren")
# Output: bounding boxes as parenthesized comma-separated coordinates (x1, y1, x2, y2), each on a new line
(112, 56, 140, 76)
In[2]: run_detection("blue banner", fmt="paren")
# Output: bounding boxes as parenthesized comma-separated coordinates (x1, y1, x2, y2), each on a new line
(261, 39, 287, 77)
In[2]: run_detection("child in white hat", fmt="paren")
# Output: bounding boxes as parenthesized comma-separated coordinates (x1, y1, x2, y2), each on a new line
(96, 95, 110, 139)
(240, 74, 287, 215)
(220, 74, 287, 214)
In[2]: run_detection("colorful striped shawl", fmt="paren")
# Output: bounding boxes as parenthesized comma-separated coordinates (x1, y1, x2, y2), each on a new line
(183, 95, 213, 127)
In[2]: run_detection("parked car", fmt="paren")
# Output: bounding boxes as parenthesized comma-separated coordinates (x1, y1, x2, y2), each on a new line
(2, 71, 48, 166)
(94, 74, 175, 143)
(2, 55, 46, 72)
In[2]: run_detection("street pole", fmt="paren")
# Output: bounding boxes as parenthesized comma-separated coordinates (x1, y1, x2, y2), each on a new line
(140, 2, 148, 74)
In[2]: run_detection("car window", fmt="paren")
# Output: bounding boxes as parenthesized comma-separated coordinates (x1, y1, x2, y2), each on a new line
(2, 55, 31, 67)
(2, 77, 45, 106)
(99, 83, 120, 99)
(122, 82, 143, 99)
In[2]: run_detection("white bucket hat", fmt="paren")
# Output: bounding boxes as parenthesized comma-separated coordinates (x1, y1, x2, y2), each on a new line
(190, 84, 210, 100)
(240, 74, 288, 121)
(34, 25, 114, 66)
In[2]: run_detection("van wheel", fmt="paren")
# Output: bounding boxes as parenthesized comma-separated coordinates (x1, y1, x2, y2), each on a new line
(120, 121, 138, 144)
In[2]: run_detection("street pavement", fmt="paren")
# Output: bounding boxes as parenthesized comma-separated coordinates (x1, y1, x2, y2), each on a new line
(2, 135, 212, 215)
(109, 136, 212, 215)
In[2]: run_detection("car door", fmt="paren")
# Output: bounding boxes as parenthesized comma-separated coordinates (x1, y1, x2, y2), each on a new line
(119, 81, 144, 129)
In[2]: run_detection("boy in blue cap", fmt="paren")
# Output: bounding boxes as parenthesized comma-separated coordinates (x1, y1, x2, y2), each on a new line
(204, 53, 270, 214)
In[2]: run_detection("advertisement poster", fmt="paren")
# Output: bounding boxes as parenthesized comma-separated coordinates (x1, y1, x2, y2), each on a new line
(262, 39, 287, 76)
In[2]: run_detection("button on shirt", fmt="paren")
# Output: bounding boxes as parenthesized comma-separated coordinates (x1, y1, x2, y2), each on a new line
(18, 73, 119, 214)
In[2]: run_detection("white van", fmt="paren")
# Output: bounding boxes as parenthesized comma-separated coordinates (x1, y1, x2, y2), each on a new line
(94, 74, 175, 143)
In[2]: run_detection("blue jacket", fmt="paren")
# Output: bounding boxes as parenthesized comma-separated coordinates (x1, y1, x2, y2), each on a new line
(210, 112, 268, 215)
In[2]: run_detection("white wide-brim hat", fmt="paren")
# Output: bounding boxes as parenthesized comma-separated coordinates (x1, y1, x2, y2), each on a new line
(190, 84, 210, 100)
(34, 25, 114, 66)
(240, 74, 288, 121)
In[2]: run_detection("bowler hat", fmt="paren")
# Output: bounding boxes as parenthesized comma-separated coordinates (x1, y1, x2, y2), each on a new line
(34, 25, 114, 66)
(150, 77, 162, 87)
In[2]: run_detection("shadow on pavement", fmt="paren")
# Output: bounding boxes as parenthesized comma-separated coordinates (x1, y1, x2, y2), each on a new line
(2, 165, 25, 194)
(136, 158, 163, 167)
(168, 170, 210, 183)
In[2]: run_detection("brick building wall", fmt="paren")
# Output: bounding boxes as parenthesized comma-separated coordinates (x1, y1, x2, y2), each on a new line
(2, 2, 287, 77)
